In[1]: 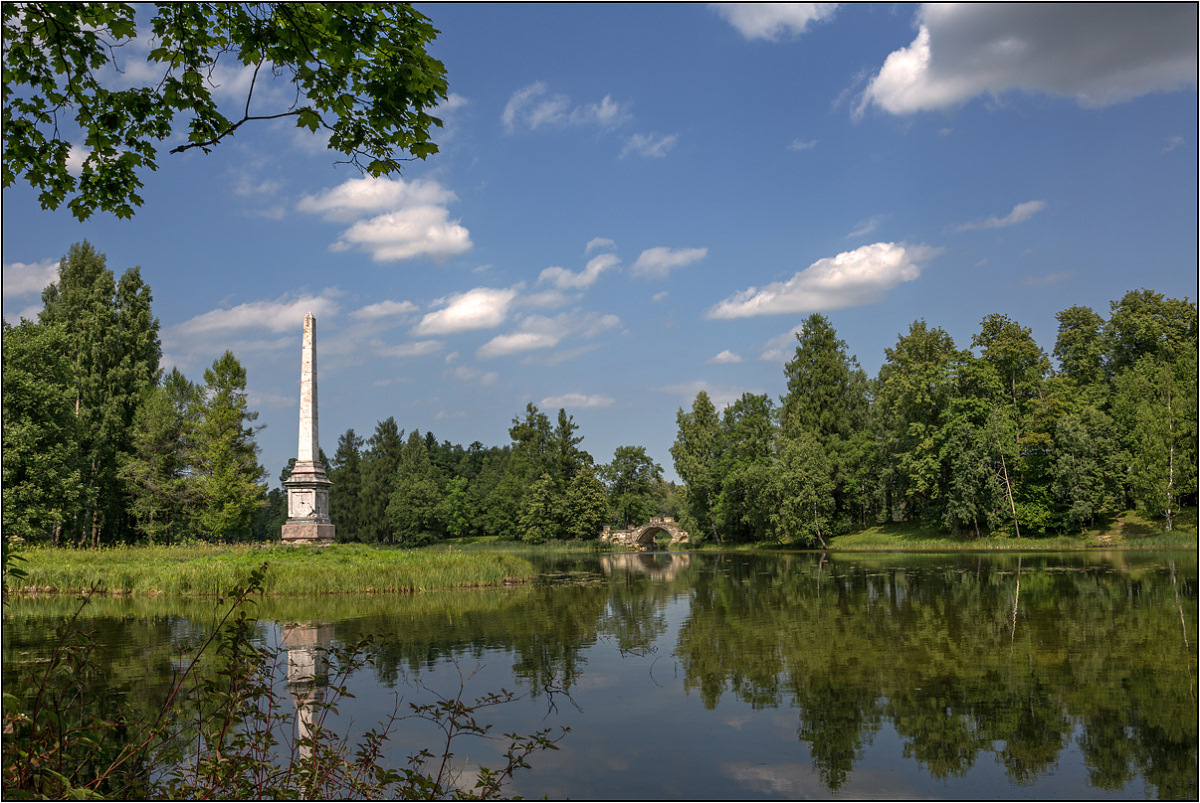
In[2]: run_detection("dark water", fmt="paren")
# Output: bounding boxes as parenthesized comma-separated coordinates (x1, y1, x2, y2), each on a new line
(4, 550, 1197, 799)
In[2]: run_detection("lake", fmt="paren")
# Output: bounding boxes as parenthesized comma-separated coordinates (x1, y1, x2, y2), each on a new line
(4, 550, 1196, 799)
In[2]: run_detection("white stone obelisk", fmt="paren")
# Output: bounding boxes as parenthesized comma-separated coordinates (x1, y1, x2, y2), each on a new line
(281, 312, 335, 543)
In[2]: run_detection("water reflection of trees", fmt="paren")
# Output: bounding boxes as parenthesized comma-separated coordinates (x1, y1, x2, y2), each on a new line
(4, 552, 1195, 798)
(676, 552, 1197, 797)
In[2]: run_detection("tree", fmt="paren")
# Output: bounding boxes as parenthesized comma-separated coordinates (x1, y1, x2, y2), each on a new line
(3, 3, 448, 219)
(386, 430, 444, 547)
(39, 241, 161, 546)
(1053, 305, 1107, 387)
(563, 466, 608, 540)
(670, 391, 723, 542)
(118, 369, 202, 543)
(599, 446, 663, 528)
(1, 319, 84, 542)
(779, 314, 866, 443)
(1103, 289, 1198, 376)
(875, 321, 959, 525)
(192, 351, 266, 540)
(359, 417, 404, 543)
(1112, 352, 1198, 530)
(328, 428, 365, 541)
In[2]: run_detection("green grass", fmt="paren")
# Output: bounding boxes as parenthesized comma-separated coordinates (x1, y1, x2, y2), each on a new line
(9, 543, 539, 597)
(826, 508, 1196, 552)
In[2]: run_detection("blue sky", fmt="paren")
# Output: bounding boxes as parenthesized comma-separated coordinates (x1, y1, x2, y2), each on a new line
(3, 3, 1197, 484)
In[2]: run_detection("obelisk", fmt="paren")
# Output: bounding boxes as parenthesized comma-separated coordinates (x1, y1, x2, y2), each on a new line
(281, 312, 335, 543)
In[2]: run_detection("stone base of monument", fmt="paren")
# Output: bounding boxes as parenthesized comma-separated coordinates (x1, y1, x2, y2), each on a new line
(281, 460, 335, 544)
(281, 521, 336, 544)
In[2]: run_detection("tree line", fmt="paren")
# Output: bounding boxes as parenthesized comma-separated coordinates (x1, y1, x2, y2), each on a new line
(2, 241, 675, 547)
(4, 244, 1193, 547)
(672, 290, 1197, 544)
(297, 405, 671, 546)
(4, 242, 266, 546)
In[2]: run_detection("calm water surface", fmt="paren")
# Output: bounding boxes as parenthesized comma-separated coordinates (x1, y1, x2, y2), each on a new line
(4, 550, 1197, 799)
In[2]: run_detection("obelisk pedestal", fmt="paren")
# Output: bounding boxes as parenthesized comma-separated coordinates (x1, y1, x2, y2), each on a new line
(282, 312, 335, 544)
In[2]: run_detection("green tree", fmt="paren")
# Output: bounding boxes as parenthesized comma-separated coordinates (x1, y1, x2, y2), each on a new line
(599, 446, 663, 528)
(192, 351, 266, 540)
(771, 431, 835, 547)
(518, 473, 563, 544)
(39, 241, 161, 546)
(779, 314, 867, 443)
(1112, 352, 1198, 530)
(3, 3, 448, 219)
(386, 429, 445, 546)
(1053, 305, 1107, 387)
(328, 428, 365, 541)
(359, 417, 404, 544)
(875, 320, 960, 525)
(1, 319, 84, 542)
(563, 465, 609, 540)
(670, 391, 723, 542)
(118, 369, 202, 543)
(1103, 289, 1198, 376)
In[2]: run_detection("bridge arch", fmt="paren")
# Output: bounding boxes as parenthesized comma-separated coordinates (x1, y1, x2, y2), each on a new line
(601, 517, 690, 548)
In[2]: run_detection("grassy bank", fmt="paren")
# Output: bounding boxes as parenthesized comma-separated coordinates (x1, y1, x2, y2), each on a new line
(818, 508, 1197, 551)
(8, 543, 539, 597)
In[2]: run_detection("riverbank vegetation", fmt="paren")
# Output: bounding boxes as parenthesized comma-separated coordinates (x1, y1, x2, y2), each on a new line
(6, 543, 539, 597)
(673, 290, 1197, 546)
(3, 241, 1195, 555)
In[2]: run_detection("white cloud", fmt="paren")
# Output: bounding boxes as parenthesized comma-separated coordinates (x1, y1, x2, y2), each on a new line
(350, 299, 419, 320)
(377, 339, 443, 358)
(859, 4, 1198, 116)
(847, 215, 886, 238)
(956, 200, 1047, 232)
(2, 257, 60, 298)
(172, 293, 339, 337)
(298, 176, 472, 262)
(540, 393, 615, 409)
(712, 3, 839, 41)
(707, 242, 937, 319)
(502, 82, 630, 133)
(586, 237, 616, 253)
(788, 138, 817, 151)
(621, 132, 678, 158)
(332, 206, 472, 262)
(65, 146, 89, 177)
(477, 312, 620, 359)
(539, 253, 620, 289)
(297, 175, 457, 221)
(413, 287, 518, 336)
(631, 247, 708, 279)
(707, 350, 744, 364)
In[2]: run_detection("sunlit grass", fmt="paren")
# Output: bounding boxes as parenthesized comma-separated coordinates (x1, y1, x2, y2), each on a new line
(9, 543, 539, 596)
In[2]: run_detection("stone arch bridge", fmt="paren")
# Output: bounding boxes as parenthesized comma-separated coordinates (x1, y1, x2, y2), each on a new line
(600, 517, 690, 548)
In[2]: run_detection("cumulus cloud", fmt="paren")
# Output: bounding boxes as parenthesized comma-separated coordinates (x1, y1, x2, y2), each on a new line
(477, 312, 620, 359)
(540, 393, 615, 409)
(712, 3, 839, 41)
(707, 350, 744, 364)
(956, 200, 1047, 232)
(620, 132, 678, 158)
(539, 253, 620, 289)
(707, 242, 937, 319)
(502, 82, 630, 133)
(350, 299, 419, 320)
(173, 294, 340, 337)
(859, 4, 1198, 116)
(586, 237, 616, 253)
(377, 339, 443, 358)
(413, 287, 518, 336)
(2, 257, 60, 298)
(788, 138, 817, 151)
(631, 247, 708, 279)
(298, 176, 471, 262)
